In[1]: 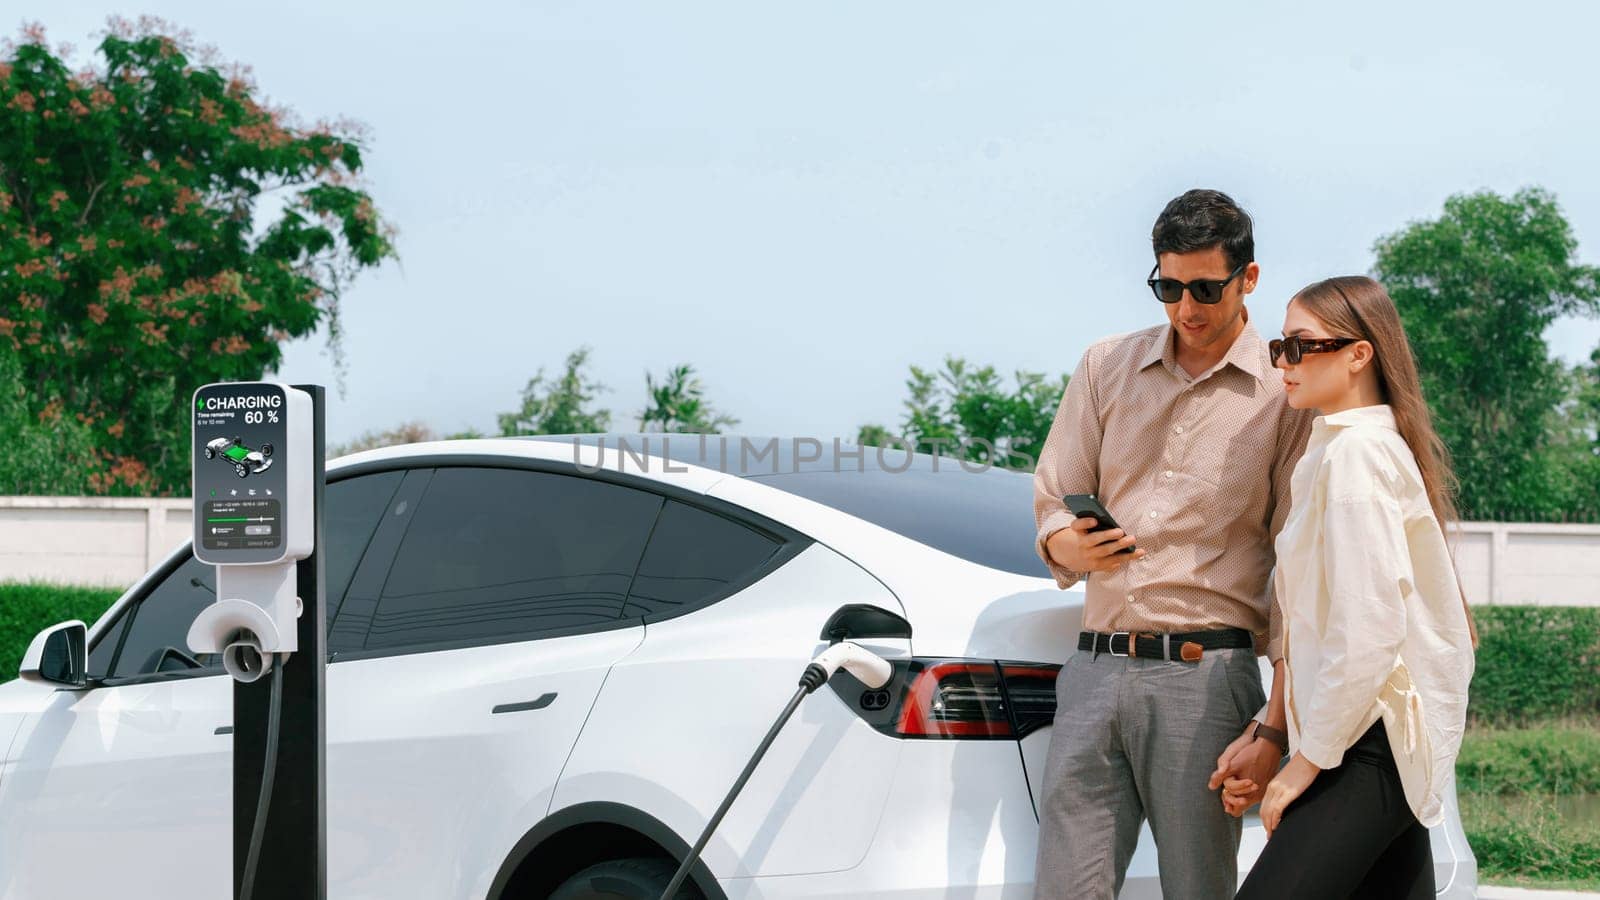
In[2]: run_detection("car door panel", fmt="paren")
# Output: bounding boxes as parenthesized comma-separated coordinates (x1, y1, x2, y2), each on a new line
(323, 465, 662, 899)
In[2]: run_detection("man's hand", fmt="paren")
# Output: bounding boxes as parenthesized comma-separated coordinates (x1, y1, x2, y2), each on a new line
(1208, 728, 1283, 817)
(1045, 516, 1146, 573)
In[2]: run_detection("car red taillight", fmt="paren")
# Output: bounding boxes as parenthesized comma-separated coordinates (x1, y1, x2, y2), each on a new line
(832, 657, 1061, 740)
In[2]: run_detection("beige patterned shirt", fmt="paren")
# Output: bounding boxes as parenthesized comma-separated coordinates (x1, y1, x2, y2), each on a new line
(1032, 320, 1314, 662)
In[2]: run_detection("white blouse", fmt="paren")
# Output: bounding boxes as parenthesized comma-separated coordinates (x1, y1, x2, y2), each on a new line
(1273, 404, 1475, 827)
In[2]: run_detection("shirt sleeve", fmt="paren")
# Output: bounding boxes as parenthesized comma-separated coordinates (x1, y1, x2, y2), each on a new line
(1264, 405, 1315, 663)
(1032, 348, 1101, 590)
(1295, 437, 1411, 770)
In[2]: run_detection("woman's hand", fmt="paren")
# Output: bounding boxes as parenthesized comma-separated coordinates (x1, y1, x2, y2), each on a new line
(1260, 753, 1321, 837)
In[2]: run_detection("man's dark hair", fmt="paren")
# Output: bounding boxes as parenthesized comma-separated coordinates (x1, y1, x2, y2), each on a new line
(1151, 189, 1254, 271)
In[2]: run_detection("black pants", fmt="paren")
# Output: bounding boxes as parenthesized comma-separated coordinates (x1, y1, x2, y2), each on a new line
(1236, 721, 1433, 900)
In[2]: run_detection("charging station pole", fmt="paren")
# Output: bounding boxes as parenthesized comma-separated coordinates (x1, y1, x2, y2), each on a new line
(188, 381, 327, 900)
(232, 383, 326, 899)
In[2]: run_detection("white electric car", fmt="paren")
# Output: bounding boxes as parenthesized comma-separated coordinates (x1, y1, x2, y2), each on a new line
(0, 435, 1476, 899)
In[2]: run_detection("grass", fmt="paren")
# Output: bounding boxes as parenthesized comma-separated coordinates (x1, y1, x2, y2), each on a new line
(1463, 794, 1600, 888)
(0, 581, 123, 677)
(1458, 722, 1600, 796)
(1459, 723, 1600, 888)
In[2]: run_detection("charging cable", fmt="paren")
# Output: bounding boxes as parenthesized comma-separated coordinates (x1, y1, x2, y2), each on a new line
(239, 653, 285, 900)
(659, 642, 891, 900)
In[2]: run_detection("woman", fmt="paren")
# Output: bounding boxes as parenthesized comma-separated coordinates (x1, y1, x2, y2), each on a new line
(1232, 276, 1477, 899)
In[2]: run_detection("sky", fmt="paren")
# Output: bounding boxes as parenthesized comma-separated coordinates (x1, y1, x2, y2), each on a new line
(35, 2, 1600, 446)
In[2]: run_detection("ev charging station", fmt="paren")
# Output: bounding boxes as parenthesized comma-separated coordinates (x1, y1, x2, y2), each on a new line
(188, 381, 328, 900)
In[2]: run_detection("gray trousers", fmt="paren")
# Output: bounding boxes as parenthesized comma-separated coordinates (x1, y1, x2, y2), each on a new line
(1032, 646, 1265, 900)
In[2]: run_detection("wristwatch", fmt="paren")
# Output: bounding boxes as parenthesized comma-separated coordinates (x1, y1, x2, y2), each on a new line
(1252, 721, 1290, 754)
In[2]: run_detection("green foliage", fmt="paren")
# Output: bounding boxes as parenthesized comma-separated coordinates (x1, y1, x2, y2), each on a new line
(637, 363, 737, 434)
(1458, 725, 1600, 796)
(1469, 606, 1600, 726)
(0, 344, 98, 494)
(0, 581, 122, 678)
(0, 20, 395, 495)
(1464, 794, 1600, 884)
(498, 346, 612, 436)
(1551, 347, 1600, 517)
(859, 356, 1068, 471)
(1374, 188, 1600, 521)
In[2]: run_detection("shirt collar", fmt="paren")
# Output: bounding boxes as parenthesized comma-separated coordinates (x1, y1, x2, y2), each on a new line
(1315, 403, 1400, 432)
(1139, 320, 1269, 384)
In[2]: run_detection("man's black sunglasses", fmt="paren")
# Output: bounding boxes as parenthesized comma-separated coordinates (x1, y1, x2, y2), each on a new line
(1268, 335, 1360, 366)
(1146, 262, 1248, 305)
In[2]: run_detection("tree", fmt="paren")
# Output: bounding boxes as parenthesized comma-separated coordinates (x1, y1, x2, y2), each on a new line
(497, 345, 611, 436)
(1551, 346, 1600, 519)
(857, 356, 1068, 470)
(637, 363, 737, 433)
(0, 343, 98, 494)
(1373, 188, 1600, 520)
(0, 19, 395, 495)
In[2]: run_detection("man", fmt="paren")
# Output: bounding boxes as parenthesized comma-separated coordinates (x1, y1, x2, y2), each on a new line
(1031, 189, 1314, 899)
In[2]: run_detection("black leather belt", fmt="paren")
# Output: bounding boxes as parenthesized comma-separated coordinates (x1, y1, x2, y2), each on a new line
(1078, 627, 1255, 662)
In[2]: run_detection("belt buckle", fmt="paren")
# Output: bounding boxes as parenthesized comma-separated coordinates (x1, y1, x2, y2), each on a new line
(1108, 631, 1131, 657)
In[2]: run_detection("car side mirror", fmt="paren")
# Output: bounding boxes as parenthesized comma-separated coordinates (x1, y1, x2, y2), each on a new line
(819, 604, 912, 644)
(19, 620, 89, 689)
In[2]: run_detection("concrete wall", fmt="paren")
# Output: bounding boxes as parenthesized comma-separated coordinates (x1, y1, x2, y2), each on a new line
(2, 497, 1598, 605)
(0, 496, 192, 588)
(1452, 522, 1600, 606)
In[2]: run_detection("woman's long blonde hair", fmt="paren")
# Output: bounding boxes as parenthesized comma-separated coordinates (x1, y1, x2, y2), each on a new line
(1291, 275, 1479, 647)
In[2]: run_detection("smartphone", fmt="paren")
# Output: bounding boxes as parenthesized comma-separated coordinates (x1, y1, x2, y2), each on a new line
(1062, 493, 1136, 555)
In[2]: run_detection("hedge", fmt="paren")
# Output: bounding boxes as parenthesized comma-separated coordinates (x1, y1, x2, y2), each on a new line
(1470, 606, 1600, 726)
(0, 583, 123, 679)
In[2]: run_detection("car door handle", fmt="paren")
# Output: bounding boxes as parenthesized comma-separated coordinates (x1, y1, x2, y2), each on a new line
(492, 693, 557, 715)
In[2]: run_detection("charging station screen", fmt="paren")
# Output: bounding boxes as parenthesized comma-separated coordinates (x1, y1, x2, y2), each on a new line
(193, 382, 294, 564)
(202, 497, 283, 550)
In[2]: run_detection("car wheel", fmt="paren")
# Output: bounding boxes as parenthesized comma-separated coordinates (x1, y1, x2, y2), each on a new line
(205, 448, 215, 459)
(548, 858, 703, 900)
(236, 464, 249, 478)
(261, 443, 273, 458)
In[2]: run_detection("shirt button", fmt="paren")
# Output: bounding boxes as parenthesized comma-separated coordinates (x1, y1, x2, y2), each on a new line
(1174, 425, 1185, 434)
(1149, 511, 1159, 519)
(1164, 470, 1174, 479)
(1126, 594, 1135, 603)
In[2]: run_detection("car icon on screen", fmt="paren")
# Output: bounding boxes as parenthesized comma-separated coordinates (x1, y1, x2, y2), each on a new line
(204, 436, 274, 478)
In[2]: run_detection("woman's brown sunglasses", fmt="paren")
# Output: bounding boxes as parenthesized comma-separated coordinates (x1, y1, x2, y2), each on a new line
(1269, 335, 1359, 365)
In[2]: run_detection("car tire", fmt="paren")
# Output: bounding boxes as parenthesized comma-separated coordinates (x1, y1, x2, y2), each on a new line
(236, 464, 249, 478)
(205, 448, 215, 459)
(548, 858, 704, 900)
(261, 443, 273, 458)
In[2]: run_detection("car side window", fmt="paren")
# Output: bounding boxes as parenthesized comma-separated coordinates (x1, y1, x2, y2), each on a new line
(102, 471, 404, 682)
(362, 467, 661, 653)
(106, 555, 227, 679)
(623, 499, 784, 620)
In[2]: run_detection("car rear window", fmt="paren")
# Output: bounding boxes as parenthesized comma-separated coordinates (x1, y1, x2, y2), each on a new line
(750, 464, 1050, 579)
